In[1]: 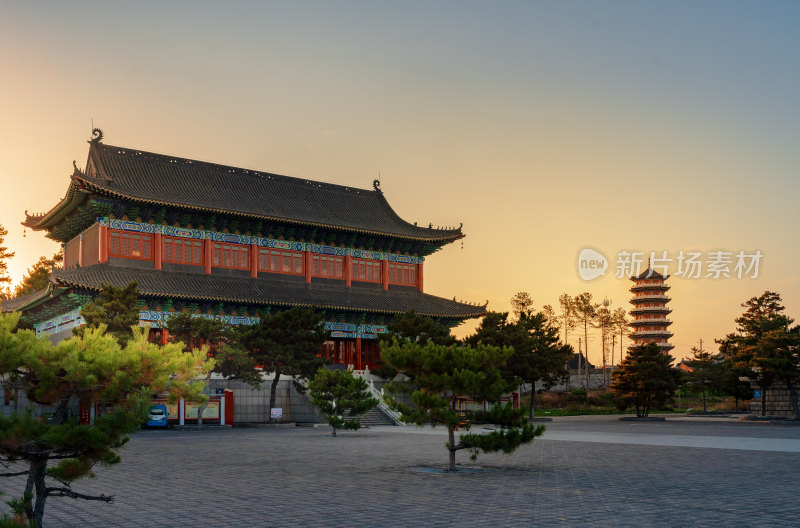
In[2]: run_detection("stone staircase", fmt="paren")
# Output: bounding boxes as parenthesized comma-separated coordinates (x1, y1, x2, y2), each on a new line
(358, 406, 397, 427)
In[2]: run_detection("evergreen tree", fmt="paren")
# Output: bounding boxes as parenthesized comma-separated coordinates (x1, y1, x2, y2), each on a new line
(610, 343, 680, 417)
(716, 291, 794, 416)
(0, 223, 14, 299)
(685, 345, 718, 413)
(13, 252, 62, 298)
(715, 352, 753, 411)
(309, 367, 378, 436)
(0, 312, 211, 528)
(752, 325, 800, 419)
(466, 310, 572, 420)
(239, 307, 329, 423)
(382, 340, 543, 471)
(375, 310, 456, 378)
(74, 282, 140, 346)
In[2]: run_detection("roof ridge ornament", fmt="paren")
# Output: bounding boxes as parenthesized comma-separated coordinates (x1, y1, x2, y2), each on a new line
(89, 128, 104, 144)
(373, 179, 382, 193)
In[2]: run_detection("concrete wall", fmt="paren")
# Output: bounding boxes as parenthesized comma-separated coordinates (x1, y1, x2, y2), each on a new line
(0, 388, 79, 419)
(209, 376, 326, 424)
(537, 368, 617, 392)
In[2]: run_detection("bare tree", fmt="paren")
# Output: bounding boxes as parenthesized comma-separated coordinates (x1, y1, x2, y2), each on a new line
(559, 294, 576, 345)
(613, 307, 629, 366)
(572, 293, 597, 388)
(596, 298, 614, 387)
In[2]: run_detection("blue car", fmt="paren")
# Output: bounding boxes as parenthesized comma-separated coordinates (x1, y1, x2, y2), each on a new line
(146, 404, 168, 428)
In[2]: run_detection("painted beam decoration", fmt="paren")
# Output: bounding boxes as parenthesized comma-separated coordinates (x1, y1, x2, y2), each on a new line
(34, 307, 84, 336)
(35, 307, 389, 340)
(99, 218, 424, 263)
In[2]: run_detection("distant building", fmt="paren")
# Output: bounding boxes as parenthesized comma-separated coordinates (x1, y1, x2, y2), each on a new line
(629, 267, 674, 353)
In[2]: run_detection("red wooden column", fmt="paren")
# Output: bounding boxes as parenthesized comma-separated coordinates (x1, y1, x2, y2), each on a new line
(355, 336, 362, 370)
(417, 262, 424, 292)
(250, 243, 258, 278)
(154, 233, 162, 270)
(344, 256, 352, 287)
(382, 260, 389, 291)
(161, 329, 170, 345)
(78, 233, 84, 267)
(99, 225, 108, 263)
(204, 239, 212, 274)
(305, 251, 312, 283)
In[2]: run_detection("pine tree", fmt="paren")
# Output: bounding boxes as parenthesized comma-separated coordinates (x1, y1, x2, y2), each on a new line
(382, 340, 543, 471)
(0, 223, 14, 299)
(74, 282, 140, 346)
(610, 343, 679, 417)
(716, 291, 795, 416)
(685, 345, 717, 413)
(466, 309, 572, 420)
(309, 368, 378, 436)
(374, 310, 455, 378)
(13, 252, 62, 298)
(0, 312, 212, 527)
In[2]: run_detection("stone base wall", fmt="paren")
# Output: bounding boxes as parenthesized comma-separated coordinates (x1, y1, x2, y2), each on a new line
(749, 383, 799, 417)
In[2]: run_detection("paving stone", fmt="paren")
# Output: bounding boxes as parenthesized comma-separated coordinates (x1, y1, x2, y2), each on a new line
(1, 417, 798, 526)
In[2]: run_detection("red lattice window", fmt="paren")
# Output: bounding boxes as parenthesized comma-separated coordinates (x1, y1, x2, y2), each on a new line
(212, 243, 249, 270)
(389, 262, 417, 286)
(163, 237, 202, 265)
(313, 254, 343, 278)
(352, 258, 381, 282)
(109, 230, 153, 260)
(258, 248, 304, 275)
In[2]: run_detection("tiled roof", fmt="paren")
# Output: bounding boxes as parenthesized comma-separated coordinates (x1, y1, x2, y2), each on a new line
(1, 289, 50, 312)
(631, 268, 668, 280)
(50, 263, 486, 319)
(50, 141, 461, 242)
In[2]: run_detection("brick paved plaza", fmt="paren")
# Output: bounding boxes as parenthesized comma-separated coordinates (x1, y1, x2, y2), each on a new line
(3, 417, 800, 527)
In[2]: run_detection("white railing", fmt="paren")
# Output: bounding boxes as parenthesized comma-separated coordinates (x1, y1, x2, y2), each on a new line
(353, 369, 405, 426)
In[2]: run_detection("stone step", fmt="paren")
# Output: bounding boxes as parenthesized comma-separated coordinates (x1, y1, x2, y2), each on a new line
(358, 406, 396, 426)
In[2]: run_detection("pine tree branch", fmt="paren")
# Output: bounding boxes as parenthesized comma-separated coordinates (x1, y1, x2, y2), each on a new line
(0, 470, 29, 477)
(45, 487, 114, 503)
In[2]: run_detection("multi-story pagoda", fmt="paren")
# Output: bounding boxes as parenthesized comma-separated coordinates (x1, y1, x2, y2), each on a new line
(629, 268, 674, 353)
(7, 130, 485, 369)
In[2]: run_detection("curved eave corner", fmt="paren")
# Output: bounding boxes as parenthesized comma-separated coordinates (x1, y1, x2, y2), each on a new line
(22, 171, 90, 231)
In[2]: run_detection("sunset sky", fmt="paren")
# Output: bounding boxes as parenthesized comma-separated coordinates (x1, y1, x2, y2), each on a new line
(1, 2, 799, 363)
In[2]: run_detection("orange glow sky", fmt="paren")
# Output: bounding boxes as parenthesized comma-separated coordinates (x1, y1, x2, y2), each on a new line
(1, 3, 799, 364)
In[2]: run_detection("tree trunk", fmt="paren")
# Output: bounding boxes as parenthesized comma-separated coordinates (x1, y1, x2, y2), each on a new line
(26, 458, 47, 528)
(788, 380, 800, 421)
(268, 371, 281, 424)
(447, 425, 456, 471)
(584, 320, 589, 389)
(196, 372, 212, 426)
(529, 382, 535, 422)
(702, 387, 707, 413)
(761, 386, 767, 416)
(331, 425, 337, 437)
